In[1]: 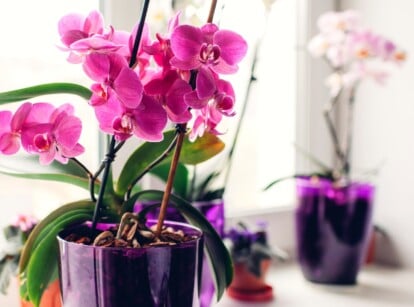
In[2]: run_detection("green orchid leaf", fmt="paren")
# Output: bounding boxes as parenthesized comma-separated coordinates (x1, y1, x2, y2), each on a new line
(0, 156, 96, 191)
(19, 200, 95, 273)
(0, 83, 92, 104)
(133, 190, 233, 301)
(150, 162, 189, 198)
(263, 172, 334, 191)
(24, 211, 92, 306)
(116, 130, 225, 198)
(0, 155, 91, 178)
(0, 169, 93, 191)
(180, 133, 225, 165)
(192, 170, 221, 201)
(199, 188, 225, 202)
(116, 130, 177, 197)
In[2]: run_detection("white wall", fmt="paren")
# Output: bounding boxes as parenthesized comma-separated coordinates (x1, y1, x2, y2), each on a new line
(340, 0, 414, 268)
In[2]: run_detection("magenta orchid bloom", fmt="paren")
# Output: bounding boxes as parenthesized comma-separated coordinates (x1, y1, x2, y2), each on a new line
(1, 8, 248, 170)
(185, 69, 236, 115)
(143, 13, 181, 72)
(94, 94, 167, 142)
(170, 23, 247, 74)
(20, 103, 84, 165)
(83, 53, 143, 108)
(144, 70, 192, 123)
(0, 103, 32, 154)
(189, 103, 224, 142)
(58, 10, 125, 63)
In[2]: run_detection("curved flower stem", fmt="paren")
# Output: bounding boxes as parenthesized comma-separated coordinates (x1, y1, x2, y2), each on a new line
(344, 86, 357, 180)
(323, 106, 347, 172)
(92, 137, 116, 230)
(155, 124, 187, 237)
(323, 86, 350, 178)
(69, 157, 97, 201)
(89, 140, 125, 202)
(125, 132, 179, 200)
(130, 0, 151, 69)
(69, 157, 94, 179)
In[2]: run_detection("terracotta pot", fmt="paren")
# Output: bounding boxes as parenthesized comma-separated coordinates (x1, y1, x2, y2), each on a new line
(227, 259, 274, 302)
(20, 279, 62, 307)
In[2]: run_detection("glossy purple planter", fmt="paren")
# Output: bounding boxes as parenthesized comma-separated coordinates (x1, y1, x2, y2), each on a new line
(295, 177, 374, 285)
(134, 199, 224, 307)
(57, 220, 203, 307)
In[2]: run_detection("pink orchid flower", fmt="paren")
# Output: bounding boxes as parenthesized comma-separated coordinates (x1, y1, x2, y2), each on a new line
(184, 68, 236, 116)
(94, 94, 167, 142)
(317, 10, 361, 34)
(170, 23, 247, 75)
(189, 103, 224, 142)
(127, 23, 152, 77)
(0, 103, 32, 154)
(144, 70, 192, 123)
(83, 53, 143, 108)
(58, 10, 123, 63)
(143, 13, 181, 72)
(21, 103, 84, 165)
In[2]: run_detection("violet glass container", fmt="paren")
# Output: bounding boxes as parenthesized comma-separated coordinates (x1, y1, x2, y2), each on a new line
(295, 176, 374, 285)
(57, 220, 203, 307)
(134, 199, 224, 307)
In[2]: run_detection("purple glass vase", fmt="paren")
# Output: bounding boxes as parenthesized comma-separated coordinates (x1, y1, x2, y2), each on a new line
(295, 176, 374, 285)
(57, 220, 203, 307)
(134, 199, 225, 307)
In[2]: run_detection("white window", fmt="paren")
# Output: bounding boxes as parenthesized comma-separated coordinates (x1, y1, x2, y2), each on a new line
(219, 0, 298, 214)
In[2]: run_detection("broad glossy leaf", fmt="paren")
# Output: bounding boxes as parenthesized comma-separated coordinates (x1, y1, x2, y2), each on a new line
(25, 211, 92, 306)
(180, 132, 225, 165)
(116, 130, 177, 196)
(0, 156, 96, 191)
(19, 200, 95, 272)
(0, 169, 93, 191)
(116, 131, 225, 197)
(133, 190, 233, 301)
(0, 83, 91, 104)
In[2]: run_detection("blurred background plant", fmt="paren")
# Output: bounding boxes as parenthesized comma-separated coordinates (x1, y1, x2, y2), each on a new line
(0, 214, 37, 294)
(224, 221, 287, 277)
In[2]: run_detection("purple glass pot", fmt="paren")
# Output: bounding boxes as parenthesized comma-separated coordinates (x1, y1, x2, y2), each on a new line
(295, 176, 374, 285)
(57, 220, 203, 307)
(134, 199, 224, 307)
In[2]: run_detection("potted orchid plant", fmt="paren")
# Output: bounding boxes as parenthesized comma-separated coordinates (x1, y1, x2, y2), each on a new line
(266, 10, 405, 285)
(0, 0, 248, 306)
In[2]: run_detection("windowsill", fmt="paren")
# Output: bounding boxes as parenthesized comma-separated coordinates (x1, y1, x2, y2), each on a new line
(2, 263, 412, 306)
(214, 262, 414, 306)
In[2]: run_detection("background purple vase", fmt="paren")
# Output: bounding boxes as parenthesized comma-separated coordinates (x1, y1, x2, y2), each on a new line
(134, 199, 224, 307)
(295, 176, 375, 285)
(57, 220, 203, 307)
